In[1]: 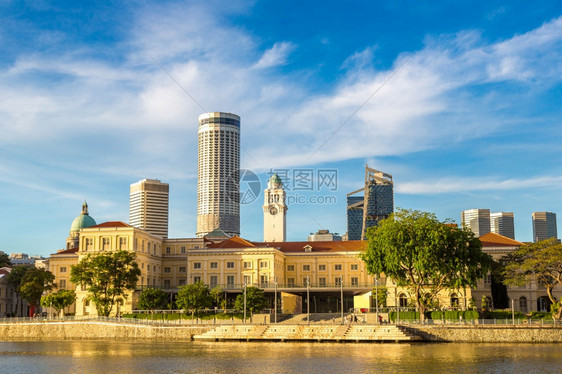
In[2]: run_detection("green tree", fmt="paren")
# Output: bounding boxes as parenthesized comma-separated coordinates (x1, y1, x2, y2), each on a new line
(176, 281, 213, 317)
(502, 238, 562, 320)
(373, 285, 387, 307)
(361, 209, 492, 320)
(19, 268, 56, 316)
(0, 251, 11, 267)
(138, 288, 168, 311)
(41, 289, 76, 317)
(7, 266, 29, 316)
(210, 285, 225, 309)
(70, 251, 141, 317)
(235, 286, 268, 315)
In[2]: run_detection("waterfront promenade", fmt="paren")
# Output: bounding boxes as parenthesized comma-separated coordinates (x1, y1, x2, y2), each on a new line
(1, 316, 561, 343)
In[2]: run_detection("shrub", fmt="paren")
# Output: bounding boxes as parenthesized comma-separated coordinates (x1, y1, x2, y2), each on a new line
(389, 311, 419, 321)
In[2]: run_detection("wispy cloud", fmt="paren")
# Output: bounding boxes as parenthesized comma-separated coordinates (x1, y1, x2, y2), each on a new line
(253, 42, 295, 69)
(398, 175, 562, 195)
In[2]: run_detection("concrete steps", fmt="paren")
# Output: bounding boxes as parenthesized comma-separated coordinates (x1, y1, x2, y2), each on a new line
(193, 324, 424, 342)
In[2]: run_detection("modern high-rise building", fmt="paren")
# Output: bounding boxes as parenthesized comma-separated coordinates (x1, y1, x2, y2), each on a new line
(490, 212, 515, 239)
(346, 165, 394, 240)
(196, 112, 240, 237)
(129, 179, 169, 238)
(532, 212, 557, 242)
(461, 209, 491, 237)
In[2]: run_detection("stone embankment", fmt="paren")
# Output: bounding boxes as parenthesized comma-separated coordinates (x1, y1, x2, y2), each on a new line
(408, 325, 562, 343)
(0, 321, 210, 341)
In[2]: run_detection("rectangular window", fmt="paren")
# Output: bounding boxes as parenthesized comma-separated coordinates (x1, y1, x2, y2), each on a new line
(210, 276, 218, 288)
(318, 277, 327, 287)
(59, 279, 67, 289)
(164, 279, 171, 287)
(210, 262, 218, 269)
(193, 276, 201, 283)
(351, 264, 358, 270)
(287, 278, 295, 287)
(260, 261, 268, 268)
(119, 237, 127, 250)
(60, 267, 67, 273)
(303, 277, 309, 286)
(165, 247, 171, 254)
(179, 279, 186, 286)
(153, 265, 156, 272)
(180, 246, 186, 254)
(179, 266, 186, 273)
(141, 263, 144, 269)
(335, 277, 342, 286)
(86, 238, 94, 250)
(334, 264, 342, 271)
(102, 237, 110, 250)
(243, 275, 252, 285)
(194, 262, 202, 269)
(484, 274, 492, 285)
(287, 265, 295, 271)
(318, 264, 326, 271)
(227, 275, 235, 288)
(303, 265, 310, 271)
(226, 262, 235, 269)
(243, 261, 252, 269)
(351, 277, 358, 286)
(260, 275, 269, 287)
(163, 267, 171, 273)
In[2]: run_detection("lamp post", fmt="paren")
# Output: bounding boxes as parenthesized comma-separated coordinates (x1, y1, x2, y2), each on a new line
(512, 299, 515, 325)
(340, 276, 344, 324)
(307, 275, 310, 325)
(375, 275, 379, 325)
(274, 276, 278, 324)
(243, 281, 247, 324)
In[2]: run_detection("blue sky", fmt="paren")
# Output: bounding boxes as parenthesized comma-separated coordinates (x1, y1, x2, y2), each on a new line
(1, 1, 562, 256)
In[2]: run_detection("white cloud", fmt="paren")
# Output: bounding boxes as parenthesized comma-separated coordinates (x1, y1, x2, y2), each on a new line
(398, 175, 562, 195)
(253, 42, 295, 69)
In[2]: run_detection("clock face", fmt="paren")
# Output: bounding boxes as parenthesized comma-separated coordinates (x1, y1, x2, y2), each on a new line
(269, 206, 278, 215)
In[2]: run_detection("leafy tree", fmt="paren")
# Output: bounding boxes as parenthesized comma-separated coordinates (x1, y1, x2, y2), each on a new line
(19, 268, 56, 316)
(502, 238, 562, 320)
(235, 286, 268, 315)
(373, 285, 387, 307)
(138, 288, 168, 311)
(70, 251, 141, 317)
(176, 281, 213, 316)
(0, 251, 11, 267)
(361, 209, 492, 320)
(41, 289, 76, 317)
(7, 266, 29, 316)
(490, 260, 509, 309)
(210, 285, 226, 309)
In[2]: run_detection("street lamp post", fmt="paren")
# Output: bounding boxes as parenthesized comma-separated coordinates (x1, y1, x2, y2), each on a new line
(375, 275, 379, 324)
(274, 276, 278, 324)
(340, 276, 344, 324)
(307, 275, 310, 325)
(243, 281, 247, 324)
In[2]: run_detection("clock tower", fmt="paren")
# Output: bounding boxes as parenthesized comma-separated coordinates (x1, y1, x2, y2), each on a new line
(263, 173, 287, 242)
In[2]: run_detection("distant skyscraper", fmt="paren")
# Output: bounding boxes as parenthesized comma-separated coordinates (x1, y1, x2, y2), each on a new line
(129, 179, 169, 238)
(490, 212, 515, 239)
(532, 212, 557, 242)
(346, 166, 394, 240)
(197, 112, 240, 237)
(461, 209, 491, 237)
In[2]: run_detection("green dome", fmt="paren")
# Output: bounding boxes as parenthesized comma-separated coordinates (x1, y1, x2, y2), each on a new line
(268, 173, 283, 188)
(70, 201, 96, 233)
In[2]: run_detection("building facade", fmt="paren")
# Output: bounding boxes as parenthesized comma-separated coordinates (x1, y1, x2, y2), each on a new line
(129, 178, 169, 238)
(532, 211, 557, 242)
(196, 112, 240, 237)
(461, 209, 491, 237)
(490, 212, 515, 239)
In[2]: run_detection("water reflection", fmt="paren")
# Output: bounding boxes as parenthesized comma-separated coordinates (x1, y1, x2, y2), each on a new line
(1, 341, 561, 373)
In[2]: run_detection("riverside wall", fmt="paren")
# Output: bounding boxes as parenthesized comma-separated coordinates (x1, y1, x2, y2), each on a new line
(411, 325, 562, 343)
(0, 322, 212, 341)
(1, 322, 561, 343)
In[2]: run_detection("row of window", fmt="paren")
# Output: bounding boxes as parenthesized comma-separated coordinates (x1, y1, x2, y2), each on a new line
(287, 264, 359, 272)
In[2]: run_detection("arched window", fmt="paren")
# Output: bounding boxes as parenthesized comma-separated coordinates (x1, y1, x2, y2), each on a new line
(450, 294, 459, 309)
(399, 293, 408, 308)
(519, 297, 527, 313)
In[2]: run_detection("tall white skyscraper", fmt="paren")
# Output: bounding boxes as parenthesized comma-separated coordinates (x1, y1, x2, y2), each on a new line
(129, 179, 169, 238)
(196, 112, 240, 237)
(490, 212, 515, 239)
(532, 212, 557, 242)
(461, 209, 491, 237)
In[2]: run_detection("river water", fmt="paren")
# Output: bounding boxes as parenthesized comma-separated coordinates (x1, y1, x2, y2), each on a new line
(1, 340, 560, 373)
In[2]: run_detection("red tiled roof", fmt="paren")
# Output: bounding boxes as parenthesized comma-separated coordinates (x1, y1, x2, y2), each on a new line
(206, 237, 366, 252)
(88, 221, 132, 228)
(52, 248, 79, 255)
(479, 232, 524, 247)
